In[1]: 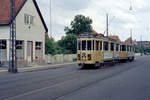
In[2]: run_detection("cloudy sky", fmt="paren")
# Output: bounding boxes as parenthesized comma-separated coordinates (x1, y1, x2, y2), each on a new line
(36, 0, 150, 41)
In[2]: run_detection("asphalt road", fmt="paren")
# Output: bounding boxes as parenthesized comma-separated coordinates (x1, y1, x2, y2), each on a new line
(0, 56, 150, 100)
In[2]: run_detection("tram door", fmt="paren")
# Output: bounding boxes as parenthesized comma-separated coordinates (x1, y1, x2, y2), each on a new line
(27, 41, 33, 62)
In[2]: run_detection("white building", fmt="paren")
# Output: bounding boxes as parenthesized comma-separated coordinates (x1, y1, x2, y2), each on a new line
(0, 0, 48, 67)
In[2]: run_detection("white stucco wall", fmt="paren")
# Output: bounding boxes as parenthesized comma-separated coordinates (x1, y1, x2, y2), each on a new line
(0, 26, 10, 39)
(15, 0, 46, 61)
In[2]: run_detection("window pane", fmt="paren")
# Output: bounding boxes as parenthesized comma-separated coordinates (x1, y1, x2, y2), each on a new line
(122, 45, 126, 51)
(104, 42, 108, 51)
(82, 40, 86, 50)
(0, 40, 6, 49)
(116, 44, 119, 51)
(78, 40, 81, 50)
(16, 40, 23, 49)
(111, 43, 114, 51)
(96, 41, 99, 50)
(87, 40, 91, 50)
(35, 42, 42, 50)
(93, 40, 95, 50)
(100, 41, 102, 50)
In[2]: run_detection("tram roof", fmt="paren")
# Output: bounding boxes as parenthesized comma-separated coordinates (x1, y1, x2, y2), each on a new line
(78, 33, 118, 42)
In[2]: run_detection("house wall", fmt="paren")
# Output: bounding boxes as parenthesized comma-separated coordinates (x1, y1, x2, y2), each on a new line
(0, 26, 10, 61)
(0, 0, 46, 66)
(15, 0, 46, 63)
(0, 26, 10, 39)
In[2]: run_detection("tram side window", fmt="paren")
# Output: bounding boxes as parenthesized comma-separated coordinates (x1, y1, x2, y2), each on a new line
(104, 42, 109, 51)
(87, 40, 91, 50)
(96, 41, 99, 50)
(82, 40, 86, 50)
(122, 45, 126, 51)
(120, 45, 122, 51)
(111, 43, 114, 51)
(100, 41, 102, 50)
(78, 40, 81, 50)
(93, 40, 95, 50)
(116, 44, 119, 51)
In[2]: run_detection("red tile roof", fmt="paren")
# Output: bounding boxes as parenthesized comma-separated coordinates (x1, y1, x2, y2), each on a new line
(109, 35, 121, 42)
(0, 0, 48, 32)
(0, 0, 26, 24)
(125, 37, 135, 44)
(91, 30, 104, 37)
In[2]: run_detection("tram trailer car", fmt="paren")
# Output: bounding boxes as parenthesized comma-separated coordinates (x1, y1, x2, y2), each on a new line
(77, 33, 134, 68)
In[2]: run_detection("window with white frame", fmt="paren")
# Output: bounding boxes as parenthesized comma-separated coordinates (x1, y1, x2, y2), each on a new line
(0, 40, 6, 49)
(24, 14, 34, 25)
(16, 40, 24, 60)
(35, 42, 42, 59)
(35, 42, 42, 50)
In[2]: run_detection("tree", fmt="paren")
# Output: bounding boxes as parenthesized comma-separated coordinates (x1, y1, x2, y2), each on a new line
(64, 14, 93, 35)
(45, 35, 56, 55)
(58, 34, 77, 54)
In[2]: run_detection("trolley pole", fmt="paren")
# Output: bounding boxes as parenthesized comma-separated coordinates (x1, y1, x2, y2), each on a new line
(8, 0, 18, 73)
(130, 29, 132, 44)
(106, 13, 109, 37)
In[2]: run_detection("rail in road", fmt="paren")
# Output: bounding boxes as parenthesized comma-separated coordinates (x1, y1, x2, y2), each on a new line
(0, 56, 149, 100)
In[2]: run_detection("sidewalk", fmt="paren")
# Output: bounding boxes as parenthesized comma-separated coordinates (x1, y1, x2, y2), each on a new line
(0, 62, 78, 73)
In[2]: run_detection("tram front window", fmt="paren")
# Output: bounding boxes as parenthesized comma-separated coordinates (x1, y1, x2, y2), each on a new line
(87, 40, 91, 50)
(82, 40, 86, 50)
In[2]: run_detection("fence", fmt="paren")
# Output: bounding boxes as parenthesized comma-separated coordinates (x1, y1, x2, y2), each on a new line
(45, 54, 77, 64)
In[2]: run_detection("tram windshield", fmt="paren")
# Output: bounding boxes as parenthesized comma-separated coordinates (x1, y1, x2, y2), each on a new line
(78, 40, 92, 51)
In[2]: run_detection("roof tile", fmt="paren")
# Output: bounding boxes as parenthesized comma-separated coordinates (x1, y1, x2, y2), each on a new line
(0, 0, 25, 24)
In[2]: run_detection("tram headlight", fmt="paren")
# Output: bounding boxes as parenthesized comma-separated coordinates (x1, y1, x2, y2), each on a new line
(88, 54, 91, 60)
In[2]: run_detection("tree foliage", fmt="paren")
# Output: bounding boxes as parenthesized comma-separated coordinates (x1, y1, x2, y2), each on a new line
(45, 35, 56, 55)
(58, 34, 77, 54)
(64, 14, 93, 35)
(45, 34, 77, 55)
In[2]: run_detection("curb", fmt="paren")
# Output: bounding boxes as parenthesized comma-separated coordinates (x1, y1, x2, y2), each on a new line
(19, 62, 78, 72)
(0, 62, 78, 73)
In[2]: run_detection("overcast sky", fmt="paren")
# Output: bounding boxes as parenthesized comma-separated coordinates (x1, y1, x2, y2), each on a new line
(36, 0, 150, 41)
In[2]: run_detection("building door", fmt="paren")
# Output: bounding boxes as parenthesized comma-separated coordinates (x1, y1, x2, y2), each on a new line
(27, 41, 33, 62)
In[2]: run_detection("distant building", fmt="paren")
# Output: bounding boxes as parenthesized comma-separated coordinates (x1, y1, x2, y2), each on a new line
(0, 0, 48, 66)
(109, 35, 121, 42)
(125, 37, 136, 45)
(137, 41, 150, 48)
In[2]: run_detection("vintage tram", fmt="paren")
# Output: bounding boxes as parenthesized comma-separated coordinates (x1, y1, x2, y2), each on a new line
(77, 33, 134, 68)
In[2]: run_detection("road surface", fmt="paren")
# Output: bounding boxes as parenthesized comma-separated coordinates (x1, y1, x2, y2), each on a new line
(0, 56, 150, 100)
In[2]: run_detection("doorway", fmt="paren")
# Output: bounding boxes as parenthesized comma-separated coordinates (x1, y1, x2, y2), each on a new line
(27, 41, 33, 62)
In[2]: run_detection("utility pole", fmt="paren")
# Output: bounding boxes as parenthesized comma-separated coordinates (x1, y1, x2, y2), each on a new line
(106, 13, 109, 37)
(8, 0, 18, 73)
(49, 0, 52, 38)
